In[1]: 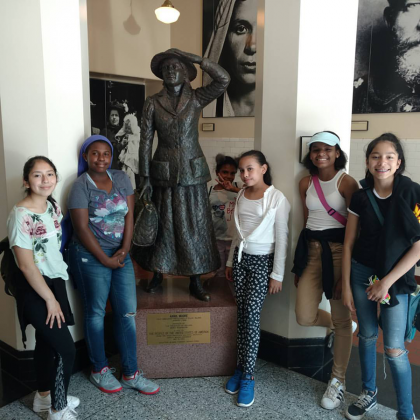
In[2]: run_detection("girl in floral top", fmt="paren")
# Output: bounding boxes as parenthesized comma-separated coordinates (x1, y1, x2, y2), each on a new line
(7, 156, 79, 420)
(67, 135, 159, 396)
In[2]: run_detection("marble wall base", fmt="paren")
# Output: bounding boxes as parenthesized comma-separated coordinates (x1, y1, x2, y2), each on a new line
(135, 276, 237, 378)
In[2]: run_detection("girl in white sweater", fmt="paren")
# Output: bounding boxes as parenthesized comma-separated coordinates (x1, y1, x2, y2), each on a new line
(225, 150, 290, 408)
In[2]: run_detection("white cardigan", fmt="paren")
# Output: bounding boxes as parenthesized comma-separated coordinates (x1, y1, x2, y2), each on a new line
(226, 185, 290, 282)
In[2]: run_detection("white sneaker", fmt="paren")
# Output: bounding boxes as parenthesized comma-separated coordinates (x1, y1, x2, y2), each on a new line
(33, 391, 80, 413)
(47, 406, 78, 420)
(352, 321, 358, 333)
(321, 378, 345, 410)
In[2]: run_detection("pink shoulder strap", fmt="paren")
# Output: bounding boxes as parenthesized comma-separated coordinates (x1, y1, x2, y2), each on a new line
(312, 175, 347, 226)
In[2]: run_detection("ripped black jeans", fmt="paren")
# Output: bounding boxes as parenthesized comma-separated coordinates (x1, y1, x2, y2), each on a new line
(69, 242, 138, 375)
(351, 259, 413, 420)
(24, 292, 75, 411)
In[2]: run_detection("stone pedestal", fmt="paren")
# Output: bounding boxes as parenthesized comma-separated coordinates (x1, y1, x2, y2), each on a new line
(135, 276, 237, 378)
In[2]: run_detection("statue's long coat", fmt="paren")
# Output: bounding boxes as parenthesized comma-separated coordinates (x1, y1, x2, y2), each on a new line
(133, 58, 230, 276)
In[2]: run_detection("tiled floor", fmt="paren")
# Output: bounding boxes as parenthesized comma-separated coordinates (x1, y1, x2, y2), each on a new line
(1, 268, 418, 418)
(0, 357, 398, 420)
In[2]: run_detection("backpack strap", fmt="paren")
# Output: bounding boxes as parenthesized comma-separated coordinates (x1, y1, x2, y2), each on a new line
(208, 185, 213, 197)
(312, 175, 347, 226)
(0, 236, 19, 297)
(359, 179, 384, 226)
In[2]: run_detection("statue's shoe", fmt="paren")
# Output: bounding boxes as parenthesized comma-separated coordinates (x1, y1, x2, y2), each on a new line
(146, 273, 163, 293)
(189, 279, 211, 302)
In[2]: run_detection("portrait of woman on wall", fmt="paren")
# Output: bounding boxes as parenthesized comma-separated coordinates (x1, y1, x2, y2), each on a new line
(89, 79, 145, 186)
(100, 102, 123, 169)
(203, 0, 257, 117)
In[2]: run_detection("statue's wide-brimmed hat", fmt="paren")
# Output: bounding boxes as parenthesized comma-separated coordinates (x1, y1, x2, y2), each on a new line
(151, 49, 197, 82)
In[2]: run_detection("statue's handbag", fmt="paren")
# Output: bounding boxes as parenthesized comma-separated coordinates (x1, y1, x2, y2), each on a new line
(133, 185, 158, 247)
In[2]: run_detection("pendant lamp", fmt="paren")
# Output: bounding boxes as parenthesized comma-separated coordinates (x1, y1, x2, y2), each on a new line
(155, 0, 180, 24)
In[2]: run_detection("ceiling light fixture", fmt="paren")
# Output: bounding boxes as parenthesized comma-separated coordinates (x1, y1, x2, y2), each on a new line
(155, 0, 180, 24)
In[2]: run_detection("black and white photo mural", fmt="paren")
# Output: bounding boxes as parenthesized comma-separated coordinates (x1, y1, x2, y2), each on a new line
(353, 0, 420, 114)
(90, 79, 145, 189)
(202, 0, 257, 117)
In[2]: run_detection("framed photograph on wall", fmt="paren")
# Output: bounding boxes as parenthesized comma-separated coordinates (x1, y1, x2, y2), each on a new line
(300, 136, 311, 163)
(202, 0, 258, 118)
(351, 121, 369, 131)
(352, 0, 420, 114)
(90, 78, 145, 189)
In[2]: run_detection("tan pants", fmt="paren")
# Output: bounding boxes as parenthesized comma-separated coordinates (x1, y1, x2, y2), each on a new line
(295, 240, 352, 383)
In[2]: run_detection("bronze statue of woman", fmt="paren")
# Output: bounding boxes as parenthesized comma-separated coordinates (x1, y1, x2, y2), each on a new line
(132, 48, 230, 301)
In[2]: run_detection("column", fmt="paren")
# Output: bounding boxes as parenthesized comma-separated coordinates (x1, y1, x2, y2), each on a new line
(0, 0, 90, 351)
(255, 0, 358, 343)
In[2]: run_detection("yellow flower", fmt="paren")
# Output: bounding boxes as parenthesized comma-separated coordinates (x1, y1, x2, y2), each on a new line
(413, 203, 420, 223)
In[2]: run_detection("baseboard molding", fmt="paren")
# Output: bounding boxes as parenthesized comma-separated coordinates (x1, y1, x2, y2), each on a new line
(0, 339, 90, 388)
(258, 330, 332, 382)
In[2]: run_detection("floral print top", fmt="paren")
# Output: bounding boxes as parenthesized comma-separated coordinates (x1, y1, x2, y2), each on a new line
(7, 201, 69, 280)
(67, 169, 134, 249)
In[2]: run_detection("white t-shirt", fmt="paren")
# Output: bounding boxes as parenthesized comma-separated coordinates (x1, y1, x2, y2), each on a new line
(227, 186, 291, 281)
(237, 196, 274, 255)
(209, 187, 237, 241)
(7, 201, 69, 280)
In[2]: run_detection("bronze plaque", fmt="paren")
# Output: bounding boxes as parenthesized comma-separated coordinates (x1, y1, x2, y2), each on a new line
(147, 312, 210, 345)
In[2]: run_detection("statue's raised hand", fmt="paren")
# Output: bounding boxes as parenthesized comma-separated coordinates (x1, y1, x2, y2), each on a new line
(169, 48, 202, 65)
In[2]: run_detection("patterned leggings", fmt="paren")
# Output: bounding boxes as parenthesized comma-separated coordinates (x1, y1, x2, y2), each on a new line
(233, 248, 274, 375)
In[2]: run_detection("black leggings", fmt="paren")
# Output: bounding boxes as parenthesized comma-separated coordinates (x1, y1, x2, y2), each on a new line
(24, 294, 75, 411)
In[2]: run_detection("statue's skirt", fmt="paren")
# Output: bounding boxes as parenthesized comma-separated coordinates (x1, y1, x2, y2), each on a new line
(131, 183, 221, 276)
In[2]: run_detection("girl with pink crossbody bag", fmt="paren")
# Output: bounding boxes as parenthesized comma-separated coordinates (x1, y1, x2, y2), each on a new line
(292, 131, 359, 411)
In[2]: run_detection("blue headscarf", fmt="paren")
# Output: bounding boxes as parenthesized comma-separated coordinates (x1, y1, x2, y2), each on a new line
(77, 135, 114, 177)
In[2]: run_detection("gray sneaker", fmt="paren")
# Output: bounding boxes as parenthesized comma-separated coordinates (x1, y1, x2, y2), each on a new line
(90, 367, 122, 393)
(121, 370, 160, 395)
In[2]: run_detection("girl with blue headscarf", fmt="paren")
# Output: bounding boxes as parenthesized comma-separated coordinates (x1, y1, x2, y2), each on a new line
(67, 135, 160, 395)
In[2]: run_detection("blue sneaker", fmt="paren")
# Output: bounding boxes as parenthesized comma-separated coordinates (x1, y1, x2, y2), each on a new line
(225, 368, 242, 394)
(237, 373, 255, 407)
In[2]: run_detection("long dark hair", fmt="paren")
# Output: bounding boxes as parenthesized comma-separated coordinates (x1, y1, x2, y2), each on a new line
(215, 153, 238, 173)
(302, 131, 348, 175)
(239, 150, 272, 186)
(365, 133, 405, 187)
(23, 156, 58, 210)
